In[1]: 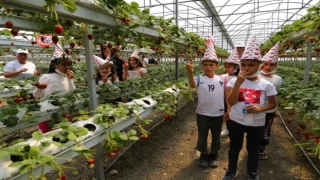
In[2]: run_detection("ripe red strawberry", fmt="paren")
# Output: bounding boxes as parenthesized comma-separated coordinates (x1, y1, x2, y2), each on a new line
(34, 82, 40, 87)
(65, 49, 70, 55)
(11, 29, 18, 36)
(5, 21, 13, 28)
(77, 41, 82, 46)
(60, 175, 66, 180)
(316, 139, 320, 144)
(113, 148, 119, 153)
(298, 124, 306, 130)
(121, 18, 127, 23)
(41, 36, 45, 41)
(303, 35, 309, 40)
(296, 131, 300, 135)
(41, 83, 47, 88)
(70, 42, 75, 48)
(6, 8, 11, 13)
(54, 25, 64, 34)
(87, 158, 95, 165)
(286, 119, 291, 124)
(73, 61, 76, 64)
(116, 42, 121, 46)
(11, 42, 14, 46)
(309, 37, 315, 43)
(52, 36, 59, 44)
(77, 58, 80, 61)
(159, 37, 165, 41)
(164, 115, 172, 120)
(87, 34, 93, 40)
(63, 113, 68, 118)
(107, 152, 116, 156)
(126, 18, 131, 22)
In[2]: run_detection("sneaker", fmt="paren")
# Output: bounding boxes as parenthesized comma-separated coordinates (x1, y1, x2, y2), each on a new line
(221, 129, 229, 137)
(259, 150, 267, 160)
(221, 169, 238, 180)
(208, 152, 219, 168)
(197, 153, 209, 168)
(248, 172, 259, 180)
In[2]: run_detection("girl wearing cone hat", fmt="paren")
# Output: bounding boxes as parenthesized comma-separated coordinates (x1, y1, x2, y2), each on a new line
(186, 35, 225, 168)
(222, 36, 277, 180)
(258, 42, 283, 160)
(122, 50, 147, 80)
(93, 54, 119, 85)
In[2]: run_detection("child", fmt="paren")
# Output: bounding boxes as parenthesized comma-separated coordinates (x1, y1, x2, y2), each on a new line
(93, 55, 119, 85)
(222, 36, 277, 180)
(258, 42, 283, 160)
(123, 50, 147, 80)
(220, 48, 240, 137)
(186, 36, 225, 168)
(33, 56, 75, 133)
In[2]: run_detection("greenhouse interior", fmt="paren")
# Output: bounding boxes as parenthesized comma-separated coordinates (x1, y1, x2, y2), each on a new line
(0, 0, 320, 179)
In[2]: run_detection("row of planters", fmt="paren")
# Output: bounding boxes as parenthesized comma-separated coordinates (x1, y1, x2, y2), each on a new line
(0, 62, 198, 180)
(0, 0, 229, 61)
(277, 61, 320, 162)
(260, 2, 320, 57)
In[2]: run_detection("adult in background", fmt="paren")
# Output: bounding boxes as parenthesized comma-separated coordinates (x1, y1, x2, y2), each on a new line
(142, 55, 149, 68)
(109, 48, 125, 81)
(4, 49, 37, 79)
(235, 43, 245, 58)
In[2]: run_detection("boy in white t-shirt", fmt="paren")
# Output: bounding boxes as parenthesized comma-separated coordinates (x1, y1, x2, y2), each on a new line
(222, 36, 277, 180)
(220, 48, 240, 137)
(258, 42, 283, 160)
(4, 49, 37, 79)
(186, 36, 225, 168)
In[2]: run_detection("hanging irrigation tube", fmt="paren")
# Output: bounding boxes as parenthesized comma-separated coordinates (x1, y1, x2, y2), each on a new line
(277, 111, 320, 176)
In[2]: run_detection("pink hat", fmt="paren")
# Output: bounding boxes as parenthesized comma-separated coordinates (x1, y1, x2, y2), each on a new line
(225, 48, 239, 64)
(203, 35, 218, 61)
(130, 50, 140, 59)
(262, 42, 279, 63)
(93, 55, 112, 66)
(240, 36, 262, 61)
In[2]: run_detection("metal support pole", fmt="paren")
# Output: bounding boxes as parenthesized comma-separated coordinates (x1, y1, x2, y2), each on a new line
(304, 40, 312, 84)
(174, 0, 179, 80)
(84, 34, 103, 179)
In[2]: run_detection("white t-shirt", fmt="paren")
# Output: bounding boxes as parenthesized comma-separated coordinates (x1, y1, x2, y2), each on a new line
(221, 74, 236, 90)
(142, 58, 149, 67)
(125, 68, 147, 80)
(227, 78, 277, 126)
(33, 73, 76, 98)
(258, 74, 283, 113)
(195, 75, 225, 117)
(4, 60, 36, 79)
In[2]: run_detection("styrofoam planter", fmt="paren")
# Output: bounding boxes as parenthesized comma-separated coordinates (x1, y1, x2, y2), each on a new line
(115, 116, 128, 123)
(0, 160, 20, 179)
(140, 96, 157, 108)
(39, 100, 60, 113)
(16, 108, 27, 120)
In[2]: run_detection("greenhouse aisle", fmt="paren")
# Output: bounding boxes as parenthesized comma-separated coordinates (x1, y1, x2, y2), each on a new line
(104, 100, 318, 180)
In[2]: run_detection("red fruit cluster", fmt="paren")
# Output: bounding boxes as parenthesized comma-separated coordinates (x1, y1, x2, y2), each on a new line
(87, 34, 93, 40)
(140, 135, 148, 140)
(14, 97, 24, 103)
(121, 17, 131, 23)
(70, 42, 75, 48)
(5, 21, 13, 28)
(34, 82, 47, 89)
(87, 158, 95, 165)
(55, 25, 64, 34)
(52, 36, 59, 44)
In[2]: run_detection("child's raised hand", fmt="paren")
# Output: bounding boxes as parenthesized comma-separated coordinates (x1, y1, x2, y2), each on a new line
(235, 71, 249, 85)
(122, 62, 129, 70)
(66, 70, 74, 79)
(186, 61, 194, 74)
(102, 76, 108, 82)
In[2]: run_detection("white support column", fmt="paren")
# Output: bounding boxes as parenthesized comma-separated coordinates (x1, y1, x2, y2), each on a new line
(304, 40, 312, 84)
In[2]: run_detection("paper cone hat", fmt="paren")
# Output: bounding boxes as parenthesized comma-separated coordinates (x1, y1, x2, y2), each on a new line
(51, 43, 64, 60)
(240, 36, 262, 61)
(262, 42, 279, 63)
(130, 50, 140, 59)
(225, 48, 240, 64)
(203, 35, 218, 61)
(93, 55, 112, 66)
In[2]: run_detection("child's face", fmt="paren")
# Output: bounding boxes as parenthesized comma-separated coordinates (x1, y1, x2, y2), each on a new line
(202, 61, 218, 75)
(240, 60, 261, 76)
(224, 63, 236, 74)
(100, 66, 111, 76)
(56, 61, 71, 74)
(262, 62, 277, 72)
(129, 57, 138, 67)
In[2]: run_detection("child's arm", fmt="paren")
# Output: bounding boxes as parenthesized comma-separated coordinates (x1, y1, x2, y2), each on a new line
(246, 95, 276, 113)
(228, 71, 249, 105)
(122, 62, 129, 80)
(186, 61, 196, 88)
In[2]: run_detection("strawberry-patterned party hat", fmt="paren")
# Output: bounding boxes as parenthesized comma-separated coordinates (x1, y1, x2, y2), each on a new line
(240, 36, 262, 61)
(262, 42, 279, 63)
(203, 35, 218, 61)
(225, 48, 240, 64)
(130, 50, 140, 59)
(93, 54, 112, 66)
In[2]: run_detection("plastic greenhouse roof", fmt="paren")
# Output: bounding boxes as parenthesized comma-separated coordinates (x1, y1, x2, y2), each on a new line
(124, 0, 318, 51)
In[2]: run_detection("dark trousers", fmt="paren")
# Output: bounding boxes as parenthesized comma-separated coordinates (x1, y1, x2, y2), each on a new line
(196, 114, 224, 153)
(228, 120, 264, 173)
(260, 112, 276, 150)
